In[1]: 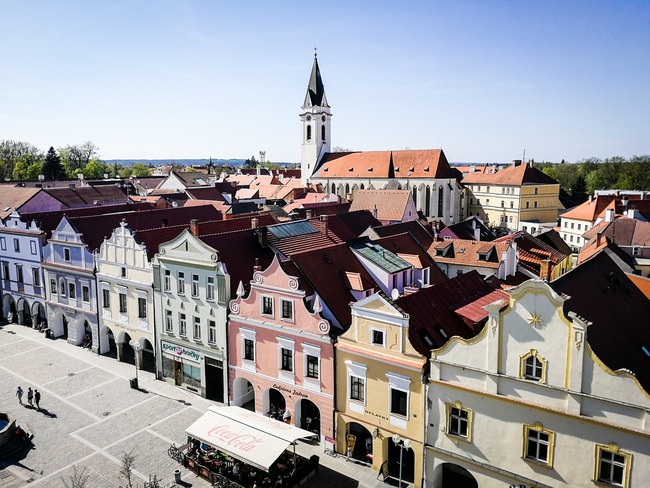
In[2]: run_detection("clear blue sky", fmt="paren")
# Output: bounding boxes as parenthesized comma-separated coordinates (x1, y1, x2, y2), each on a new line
(1, 1, 648, 164)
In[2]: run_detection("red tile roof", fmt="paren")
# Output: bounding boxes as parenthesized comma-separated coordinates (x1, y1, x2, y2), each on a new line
(313, 149, 459, 179)
(44, 185, 129, 207)
(462, 163, 558, 186)
(349, 190, 414, 222)
(561, 195, 616, 221)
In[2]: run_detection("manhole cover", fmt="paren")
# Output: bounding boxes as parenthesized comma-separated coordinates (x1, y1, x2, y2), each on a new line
(103, 412, 110, 416)
(68, 373, 75, 377)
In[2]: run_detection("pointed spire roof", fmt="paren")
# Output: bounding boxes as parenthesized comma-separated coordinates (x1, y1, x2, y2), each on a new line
(303, 51, 329, 108)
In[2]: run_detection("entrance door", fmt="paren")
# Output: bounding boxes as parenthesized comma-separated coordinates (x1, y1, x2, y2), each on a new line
(205, 357, 224, 403)
(173, 360, 183, 386)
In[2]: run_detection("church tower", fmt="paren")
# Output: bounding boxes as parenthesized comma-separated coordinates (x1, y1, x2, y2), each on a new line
(300, 52, 331, 185)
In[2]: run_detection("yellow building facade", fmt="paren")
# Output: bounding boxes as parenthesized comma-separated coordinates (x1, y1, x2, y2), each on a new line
(335, 293, 426, 487)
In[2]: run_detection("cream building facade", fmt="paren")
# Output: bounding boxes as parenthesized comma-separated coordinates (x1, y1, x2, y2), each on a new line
(96, 221, 156, 369)
(335, 293, 426, 487)
(425, 280, 650, 488)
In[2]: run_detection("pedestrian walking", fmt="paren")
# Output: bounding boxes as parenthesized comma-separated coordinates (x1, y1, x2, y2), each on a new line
(27, 387, 34, 407)
(16, 386, 23, 404)
(34, 389, 41, 410)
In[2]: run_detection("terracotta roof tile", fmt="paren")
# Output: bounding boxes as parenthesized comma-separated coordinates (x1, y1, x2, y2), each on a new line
(0, 187, 41, 218)
(561, 195, 617, 221)
(349, 190, 413, 222)
(462, 163, 558, 186)
(314, 149, 458, 179)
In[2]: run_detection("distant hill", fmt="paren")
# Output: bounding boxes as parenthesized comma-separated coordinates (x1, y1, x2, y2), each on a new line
(103, 159, 294, 167)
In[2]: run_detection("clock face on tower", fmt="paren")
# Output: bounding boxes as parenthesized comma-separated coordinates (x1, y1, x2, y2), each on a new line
(306, 115, 311, 121)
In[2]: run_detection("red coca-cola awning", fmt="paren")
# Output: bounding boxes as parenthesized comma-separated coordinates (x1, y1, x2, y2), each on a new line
(185, 406, 316, 471)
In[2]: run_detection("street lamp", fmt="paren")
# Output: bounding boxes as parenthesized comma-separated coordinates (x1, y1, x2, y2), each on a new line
(129, 340, 141, 389)
(392, 434, 412, 488)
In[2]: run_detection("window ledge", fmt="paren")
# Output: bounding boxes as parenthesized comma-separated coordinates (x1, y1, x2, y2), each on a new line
(522, 456, 553, 469)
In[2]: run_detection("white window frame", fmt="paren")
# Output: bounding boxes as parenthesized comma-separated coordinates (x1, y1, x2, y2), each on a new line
(387, 372, 410, 428)
(191, 274, 200, 298)
(193, 316, 201, 340)
(280, 299, 294, 322)
(30, 240, 37, 255)
(208, 319, 217, 344)
(346, 360, 367, 414)
(64, 247, 71, 262)
(206, 276, 215, 301)
(303, 342, 321, 390)
(0, 237, 5, 251)
(370, 327, 386, 347)
(177, 272, 185, 295)
(165, 310, 173, 333)
(164, 269, 171, 292)
(261, 295, 274, 317)
(32, 267, 40, 287)
(241, 327, 256, 372)
(277, 336, 295, 383)
(179, 313, 187, 336)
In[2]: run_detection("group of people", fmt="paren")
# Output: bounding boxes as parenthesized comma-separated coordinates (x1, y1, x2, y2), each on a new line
(16, 386, 41, 410)
(267, 405, 291, 424)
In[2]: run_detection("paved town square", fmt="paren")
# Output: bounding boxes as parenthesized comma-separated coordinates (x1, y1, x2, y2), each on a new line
(0, 323, 391, 488)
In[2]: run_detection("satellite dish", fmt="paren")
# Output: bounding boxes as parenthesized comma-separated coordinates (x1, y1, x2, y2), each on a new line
(391, 288, 399, 300)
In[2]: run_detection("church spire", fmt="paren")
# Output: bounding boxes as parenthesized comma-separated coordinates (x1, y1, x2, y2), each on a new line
(303, 50, 329, 108)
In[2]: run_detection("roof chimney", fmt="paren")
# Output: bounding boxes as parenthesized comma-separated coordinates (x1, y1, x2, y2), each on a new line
(254, 257, 261, 271)
(320, 214, 328, 237)
(605, 207, 615, 222)
(306, 209, 313, 219)
(189, 219, 199, 236)
(539, 258, 552, 281)
(258, 226, 268, 247)
(251, 217, 259, 229)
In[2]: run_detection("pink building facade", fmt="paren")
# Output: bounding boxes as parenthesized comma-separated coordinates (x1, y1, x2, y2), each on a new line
(228, 257, 334, 444)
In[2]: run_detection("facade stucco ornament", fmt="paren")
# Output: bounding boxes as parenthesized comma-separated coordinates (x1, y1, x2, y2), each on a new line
(230, 301, 240, 314)
(288, 277, 299, 290)
(253, 272, 263, 284)
(491, 317, 498, 336)
(318, 320, 330, 334)
(526, 313, 542, 328)
(574, 331, 583, 350)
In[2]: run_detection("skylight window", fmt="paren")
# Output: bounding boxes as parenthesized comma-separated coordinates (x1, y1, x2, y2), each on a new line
(458, 248, 466, 254)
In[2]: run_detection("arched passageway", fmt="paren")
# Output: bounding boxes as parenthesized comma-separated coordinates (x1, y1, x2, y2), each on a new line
(232, 377, 255, 411)
(264, 388, 286, 421)
(432, 463, 478, 488)
(296, 399, 320, 436)
(346, 422, 373, 464)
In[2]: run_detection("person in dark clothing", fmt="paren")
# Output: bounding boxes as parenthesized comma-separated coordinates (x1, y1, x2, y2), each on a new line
(34, 389, 41, 410)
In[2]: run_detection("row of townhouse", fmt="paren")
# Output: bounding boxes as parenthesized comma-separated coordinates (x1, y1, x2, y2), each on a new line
(2, 201, 649, 487)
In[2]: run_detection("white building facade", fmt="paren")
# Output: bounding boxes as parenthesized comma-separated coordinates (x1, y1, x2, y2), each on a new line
(426, 280, 650, 488)
(152, 229, 230, 402)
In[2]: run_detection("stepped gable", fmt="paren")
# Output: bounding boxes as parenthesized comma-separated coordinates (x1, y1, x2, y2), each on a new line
(200, 228, 275, 299)
(551, 247, 650, 394)
(314, 149, 457, 179)
(462, 162, 558, 185)
(289, 243, 377, 335)
(396, 270, 508, 357)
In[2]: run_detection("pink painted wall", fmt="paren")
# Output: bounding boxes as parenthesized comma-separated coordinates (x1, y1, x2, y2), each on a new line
(228, 257, 335, 440)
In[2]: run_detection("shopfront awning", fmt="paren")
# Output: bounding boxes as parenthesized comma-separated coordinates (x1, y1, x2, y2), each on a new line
(185, 406, 317, 472)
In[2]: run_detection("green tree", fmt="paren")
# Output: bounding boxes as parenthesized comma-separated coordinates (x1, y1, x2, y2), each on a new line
(12, 153, 44, 180)
(42, 147, 65, 180)
(130, 163, 152, 177)
(82, 159, 107, 179)
(617, 156, 650, 190)
(0, 140, 42, 180)
(59, 141, 99, 173)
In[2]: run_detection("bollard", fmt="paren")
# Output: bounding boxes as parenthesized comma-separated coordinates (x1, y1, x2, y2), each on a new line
(174, 469, 181, 483)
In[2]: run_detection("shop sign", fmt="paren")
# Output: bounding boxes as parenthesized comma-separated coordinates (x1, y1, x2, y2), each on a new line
(272, 384, 308, 398)
(161, 340, 201, 362)
(364, 409, 389, 421)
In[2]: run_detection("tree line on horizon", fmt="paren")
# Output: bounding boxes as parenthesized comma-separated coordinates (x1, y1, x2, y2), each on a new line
(0, 140, 153, 182)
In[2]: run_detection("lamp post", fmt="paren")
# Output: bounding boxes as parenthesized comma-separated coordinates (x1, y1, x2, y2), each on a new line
(392, 434, 412, 488)
(130, 340, 140, 389)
